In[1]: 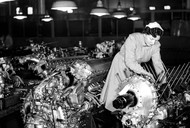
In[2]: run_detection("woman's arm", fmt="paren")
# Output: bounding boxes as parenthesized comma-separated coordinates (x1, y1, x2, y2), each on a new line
(123, 35, 151, 75)
(151, 44, 167, 83)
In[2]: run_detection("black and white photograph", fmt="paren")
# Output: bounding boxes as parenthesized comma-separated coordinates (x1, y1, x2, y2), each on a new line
(0, 0, 190, 128)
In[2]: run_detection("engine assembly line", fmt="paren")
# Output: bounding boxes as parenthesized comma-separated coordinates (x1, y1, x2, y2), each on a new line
(0, 42, 190, 128)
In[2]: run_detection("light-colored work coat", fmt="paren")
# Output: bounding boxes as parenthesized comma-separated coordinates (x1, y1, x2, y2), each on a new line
(100, 33, 165, 112)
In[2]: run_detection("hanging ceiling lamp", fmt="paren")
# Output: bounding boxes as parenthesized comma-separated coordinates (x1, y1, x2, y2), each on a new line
(90, 0, 109, 17)
(112, 0, 126, 19)
(13, 7, 27, 20)
(127, 0, 141, 21)
(51, 0, 77, 13)
(41, 14, 53, 22)
(13, 14, 27, 20)
(0, 0, 14, 3)
(13, 15, 27, 20)
(127, 10, 140, 21)
(41, 11, 53, 22)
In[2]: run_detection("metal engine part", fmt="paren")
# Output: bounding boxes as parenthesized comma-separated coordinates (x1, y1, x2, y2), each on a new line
(116, 75, 167, 128)
(21, 58, 112, 128)
(47, 57, 112, 98)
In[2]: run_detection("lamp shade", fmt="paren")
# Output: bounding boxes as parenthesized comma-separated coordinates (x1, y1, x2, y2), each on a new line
(113, 11, 126, 19)
(127, 10, 140, 21)
(13, 15, 27, 20)
(0, 0, 14, 3)
(112, 0, 126, 19)
(128, 0, 140, 21)
(90, 0, 109, 17)
(127, 14, 140, 21)
(90, 8, 109, 17)
(41, 14, 53, 22)
(14, 7, 27, 20)
(51, 0, 77, 12)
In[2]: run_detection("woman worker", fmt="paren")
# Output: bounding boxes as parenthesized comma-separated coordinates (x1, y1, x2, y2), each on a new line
(100, 21, 167, 112)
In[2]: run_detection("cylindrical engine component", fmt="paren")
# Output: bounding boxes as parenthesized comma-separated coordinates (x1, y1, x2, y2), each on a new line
(116, 75, 159, 127)
(113, 91, 137, 109)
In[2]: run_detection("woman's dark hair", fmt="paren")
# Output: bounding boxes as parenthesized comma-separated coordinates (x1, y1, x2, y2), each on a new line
(142, 27, 164, 38)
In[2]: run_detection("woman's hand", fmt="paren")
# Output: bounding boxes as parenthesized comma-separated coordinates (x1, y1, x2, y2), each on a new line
(143, 72, 155, 83)
(157, 71, 167, 84)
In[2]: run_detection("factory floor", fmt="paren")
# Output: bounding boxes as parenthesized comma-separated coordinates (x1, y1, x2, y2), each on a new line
(1, 108, 190, 128)
(0, 111, 24, 128)
(0, 108, 122, 128)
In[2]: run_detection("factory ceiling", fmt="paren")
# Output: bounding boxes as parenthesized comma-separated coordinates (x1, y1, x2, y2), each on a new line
(0, 0, 186, 17)
(0, 0, 189, 37)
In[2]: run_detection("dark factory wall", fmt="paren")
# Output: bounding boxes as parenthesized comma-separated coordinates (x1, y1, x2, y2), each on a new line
(160, 36, 190, 66)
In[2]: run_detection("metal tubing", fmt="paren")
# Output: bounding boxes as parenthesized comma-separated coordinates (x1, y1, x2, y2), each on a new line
(147, 63, 157, 79)
(162, 62, 170, 76)
(184, 71, 190, 84)
(144, 63, 151, 73)
(159, 65, 181, 99)
(156, 70, 166, 84)
(180, 63, 190, 84)
(167, 66, 176, 81)
(171, 63, 187, 90)
(176, 62, 190, 85)
(167, 65, 181, 85)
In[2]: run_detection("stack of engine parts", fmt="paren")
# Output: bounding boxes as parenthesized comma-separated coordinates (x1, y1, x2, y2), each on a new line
(0, 57, 25, 111)
(157, 62, 190, 128)
(21, 57, 112, 128)
(21, 52, 190, 128)
(0, 40, 114, 120)
(114, 62, 190, 128)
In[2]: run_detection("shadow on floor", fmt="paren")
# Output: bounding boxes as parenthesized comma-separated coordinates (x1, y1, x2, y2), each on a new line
(0, 111, 24, 128)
